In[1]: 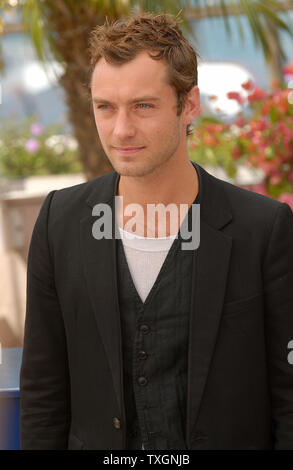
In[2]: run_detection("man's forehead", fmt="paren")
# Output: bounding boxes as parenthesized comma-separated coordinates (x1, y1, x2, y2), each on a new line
(92, 52, 169, 85)
(92, 93, 162, 104)
(91, 58, 172, 101)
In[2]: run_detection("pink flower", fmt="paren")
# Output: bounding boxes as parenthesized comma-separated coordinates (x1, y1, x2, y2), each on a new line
(278, 192, 293, 211)
(250, 119, 268, 132)
(227, 91, 245, 105)
(247, 86, 268, 102)
(232, 148, 241, 160)
(208, 124, 225, 133)
(25, 138, 40, 153)
(241, 79, 254, 91)
(269, 171, 283, 185)
(30, 123, 43, 136)
(235, 115, 246, 127)
(203, 135, 219, 146)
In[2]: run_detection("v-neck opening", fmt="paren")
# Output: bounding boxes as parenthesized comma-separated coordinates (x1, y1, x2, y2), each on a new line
(115, 160, 201, 308)
(117, 232, 181, 308)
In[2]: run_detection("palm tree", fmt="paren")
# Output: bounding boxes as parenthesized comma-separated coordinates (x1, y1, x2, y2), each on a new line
(1, 0, 292, 179)
(185, 1, 293, 83)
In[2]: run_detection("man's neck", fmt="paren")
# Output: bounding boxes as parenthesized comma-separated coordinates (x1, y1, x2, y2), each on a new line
(116, 159, 199, 238)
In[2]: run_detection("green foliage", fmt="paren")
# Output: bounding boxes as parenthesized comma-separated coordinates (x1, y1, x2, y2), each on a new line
(188, 117, 240, 179)
(0, 117, 82, 178)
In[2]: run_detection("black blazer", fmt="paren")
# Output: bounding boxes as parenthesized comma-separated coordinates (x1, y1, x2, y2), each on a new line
(20, 162, 293, 450)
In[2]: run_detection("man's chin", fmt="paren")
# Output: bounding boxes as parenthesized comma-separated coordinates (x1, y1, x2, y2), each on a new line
(112, 161, 155, 178)
(118, 168, 151, 177)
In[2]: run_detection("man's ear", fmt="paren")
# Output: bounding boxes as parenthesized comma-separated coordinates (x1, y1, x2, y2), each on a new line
(183, 86, 200, 125)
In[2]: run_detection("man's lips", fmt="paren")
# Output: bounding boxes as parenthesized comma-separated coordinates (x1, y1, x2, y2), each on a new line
(114, 146, 145, 150)
(113, 146, 145, 154)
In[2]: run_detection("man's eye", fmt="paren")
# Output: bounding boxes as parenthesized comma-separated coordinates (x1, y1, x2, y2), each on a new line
(137, 103, 152, 109)
(96, 103, 152, 110)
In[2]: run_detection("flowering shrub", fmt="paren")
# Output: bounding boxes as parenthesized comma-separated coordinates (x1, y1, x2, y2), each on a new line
(188, 66, 293, 211)
(188, 117, 239, 179)
(230, 79, 293, 203)
(0, 117, 82, 178)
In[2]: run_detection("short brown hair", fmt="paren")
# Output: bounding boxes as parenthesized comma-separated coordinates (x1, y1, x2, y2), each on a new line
(88, 12, 199, 136)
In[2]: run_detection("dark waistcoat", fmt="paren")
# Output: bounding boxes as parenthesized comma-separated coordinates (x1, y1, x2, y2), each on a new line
(116, 199, 198, 450)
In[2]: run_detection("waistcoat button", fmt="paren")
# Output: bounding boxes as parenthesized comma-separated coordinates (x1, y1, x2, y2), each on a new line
(112, 417, 121, 429)
(138, 350, 148, 360)
(140, 324, 150, 334)
(137, 376, 148, 386)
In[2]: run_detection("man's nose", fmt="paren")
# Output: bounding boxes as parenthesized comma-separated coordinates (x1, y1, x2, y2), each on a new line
(113, 109, 136, 139)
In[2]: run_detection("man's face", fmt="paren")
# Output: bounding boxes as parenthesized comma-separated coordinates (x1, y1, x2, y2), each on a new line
(91, 50, 198, 177)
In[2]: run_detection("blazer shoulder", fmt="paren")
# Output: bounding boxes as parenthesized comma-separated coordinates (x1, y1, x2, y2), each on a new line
(212, 171, 284, 217)
(53, 170, 116, 200)
(35, 170, 117, 234)
(199, 166, 292, 238)
(47, 170, 116, 213)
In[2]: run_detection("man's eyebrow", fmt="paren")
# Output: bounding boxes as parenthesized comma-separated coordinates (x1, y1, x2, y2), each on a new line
(92, 95, 161, 104)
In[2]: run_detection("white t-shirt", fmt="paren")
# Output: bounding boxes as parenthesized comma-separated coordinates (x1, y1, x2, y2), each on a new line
(118, 226, 177, 303)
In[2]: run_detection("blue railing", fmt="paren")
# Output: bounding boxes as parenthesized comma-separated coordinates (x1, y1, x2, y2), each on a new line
(0, 347, 22, 450)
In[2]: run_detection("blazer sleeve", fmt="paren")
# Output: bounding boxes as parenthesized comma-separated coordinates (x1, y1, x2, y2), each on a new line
(20, 190, 71, 449)
(263, 202, 293, 450)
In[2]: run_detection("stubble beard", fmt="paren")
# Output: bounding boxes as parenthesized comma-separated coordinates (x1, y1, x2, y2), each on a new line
(107, 125, 181, 178)
(114, 153, 174, 178)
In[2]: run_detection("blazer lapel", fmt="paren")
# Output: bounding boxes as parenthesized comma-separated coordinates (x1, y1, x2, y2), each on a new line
(80, 171, 124, 415)
(186, 163, 233, 447)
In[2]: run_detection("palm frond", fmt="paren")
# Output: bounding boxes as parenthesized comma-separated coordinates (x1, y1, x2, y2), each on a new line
(21, 0, 46, 62)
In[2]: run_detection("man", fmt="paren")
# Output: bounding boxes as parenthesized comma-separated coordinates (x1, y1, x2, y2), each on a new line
(20, 12, 293, 450)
